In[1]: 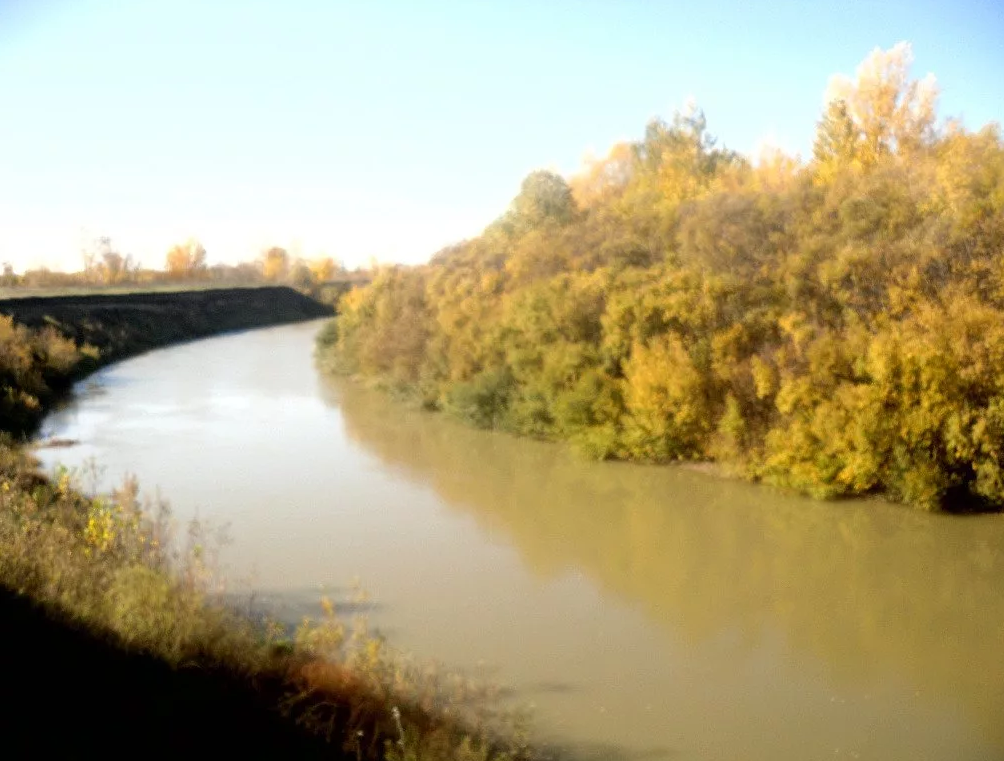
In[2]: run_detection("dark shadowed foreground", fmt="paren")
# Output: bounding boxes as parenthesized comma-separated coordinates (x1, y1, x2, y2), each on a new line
(0, 586, 336, 759)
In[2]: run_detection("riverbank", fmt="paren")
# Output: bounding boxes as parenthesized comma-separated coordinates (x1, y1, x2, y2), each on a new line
(34, 321, 1004, 759)
(315, 54, 1004, 514)
(1, 284, 333, 364)
(0, 286, 333, 438)
(0, 443, 525, 759)
(0, 297, 531, 760)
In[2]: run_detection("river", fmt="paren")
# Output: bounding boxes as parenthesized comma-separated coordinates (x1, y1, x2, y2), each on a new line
(34, 320, 1004, 761)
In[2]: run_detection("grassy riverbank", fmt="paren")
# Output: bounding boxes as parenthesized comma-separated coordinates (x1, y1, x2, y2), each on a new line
(0, 444, 529, 759)
(0, 294, 532, 760)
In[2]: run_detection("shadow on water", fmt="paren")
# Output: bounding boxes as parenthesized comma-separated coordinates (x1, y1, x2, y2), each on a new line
(222, 587, 384, 628)
(320, 377, 1004, 751)
(545, 741, 678, 761)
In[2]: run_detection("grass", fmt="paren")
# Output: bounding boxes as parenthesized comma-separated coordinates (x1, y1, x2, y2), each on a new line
(0, 306, 537, 759)
(0, 273, 371, 302)
(1, 287, 333, 438)
(0, 440, 533, 759)
(0, 281, 270, 300)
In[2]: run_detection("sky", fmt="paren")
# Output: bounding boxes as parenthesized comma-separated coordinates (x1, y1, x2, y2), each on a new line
(0, 0, 1001, 272)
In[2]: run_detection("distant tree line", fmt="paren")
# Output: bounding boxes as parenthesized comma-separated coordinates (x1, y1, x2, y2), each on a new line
(2, 238, 360, 296)
(321, 43, 1004, 511)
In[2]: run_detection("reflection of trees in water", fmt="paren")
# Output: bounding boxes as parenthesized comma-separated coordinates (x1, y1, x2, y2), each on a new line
(323, 378, 1004, 746)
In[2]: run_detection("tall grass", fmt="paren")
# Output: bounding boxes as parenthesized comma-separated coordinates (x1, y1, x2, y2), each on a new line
(0, 306, 536, 759)
(0, 442, 534, 759)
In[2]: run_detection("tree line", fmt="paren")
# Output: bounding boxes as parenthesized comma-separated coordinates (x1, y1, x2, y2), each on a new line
(1, 239, 352, 293)
(321, 43, 1004, 511)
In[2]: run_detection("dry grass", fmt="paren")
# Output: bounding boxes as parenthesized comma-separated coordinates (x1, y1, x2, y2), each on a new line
(0, 442, 534, 759)
(0, 281, 275, 300)
(0, 310, 534, 759)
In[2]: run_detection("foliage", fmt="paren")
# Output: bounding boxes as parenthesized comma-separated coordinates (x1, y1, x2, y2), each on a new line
(262, 246, 291, 282)
(83, 236, 141, 285)
(1, 286, 338, 437)
(3, 235, 363, 297)
(0, 299, 532, 759)
(0, 442, 533, 760)
(322, 43, 1004, 511)
(165, 238, 209, 279)
(0, 314, 93, 436)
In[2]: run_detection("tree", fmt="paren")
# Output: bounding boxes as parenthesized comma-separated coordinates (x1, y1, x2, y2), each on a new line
(570, 142, 635, 210)
(98, 250, 137, 284)
(82, 236, 108, 284)
(490, 171, 577, 240)
(288, 260, 314, 289)
(626, 105, 743, 216)
(815, 42, 939, 172)
(316, 47, 1004, 511)
(308, 257, 340, 283)
(512, 170, 576, 226)
(165, 239, 208, 279)
(81, 236, 136, 285)
(261, 246, 290, 281)
(620, 334, 710, 461)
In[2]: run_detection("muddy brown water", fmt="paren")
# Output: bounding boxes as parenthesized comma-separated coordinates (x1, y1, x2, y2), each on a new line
(35, 320, 1004, 761)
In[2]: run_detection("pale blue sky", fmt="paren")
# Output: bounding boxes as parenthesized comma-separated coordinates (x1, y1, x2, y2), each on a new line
(1, 0, 1001, 271)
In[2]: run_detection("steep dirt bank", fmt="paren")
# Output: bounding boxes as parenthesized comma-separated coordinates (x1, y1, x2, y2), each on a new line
(0, 286, 334, 437)
(0, 285, 333, 366)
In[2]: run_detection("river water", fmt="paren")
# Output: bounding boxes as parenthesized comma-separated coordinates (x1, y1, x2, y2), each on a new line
(34, 320, 1004, 760)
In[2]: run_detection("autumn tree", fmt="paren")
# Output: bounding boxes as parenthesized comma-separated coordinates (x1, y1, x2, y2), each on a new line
(81, 237, 137, 285)
(261, 246, 290, 282)
(308, 256, 340, 283)
(321, 44, 1004, 511)
(512, 170, 576, 226)
(633, 106, 741, 205)
(288, 260, 314, 289)
(101, 251, 133, 284)
(814, 42, 939, 175)
(569, 142, 635, 210)
(490, 170, 577, 241)
(165, 239, 208, 279)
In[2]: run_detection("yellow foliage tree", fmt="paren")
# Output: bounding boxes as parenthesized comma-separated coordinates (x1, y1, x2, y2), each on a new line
(308, 257, 339, 283)
(815, 41, 939, 177)
(569, 142, 635, 209)
(261, 247, 290, 282)
(320, 43, 1004, 511)
(165, 239, 207, 279)
(620, 334, 710, 461)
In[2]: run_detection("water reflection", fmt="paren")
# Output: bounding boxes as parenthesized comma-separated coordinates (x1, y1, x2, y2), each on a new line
(324, 377, 1004, 751)
(33, 323, 1004, 759)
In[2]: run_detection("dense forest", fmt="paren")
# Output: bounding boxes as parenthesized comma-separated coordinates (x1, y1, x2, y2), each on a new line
(321, 44, 1004, 511)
